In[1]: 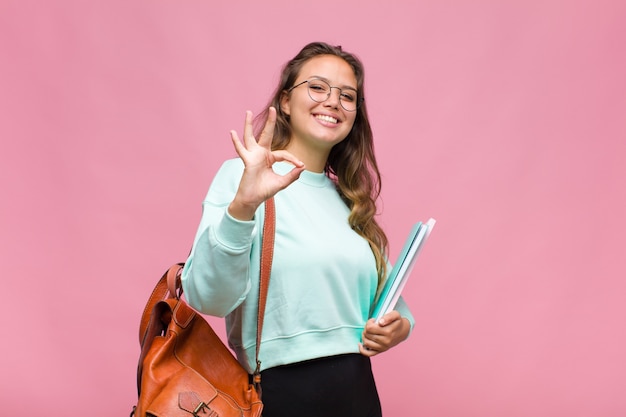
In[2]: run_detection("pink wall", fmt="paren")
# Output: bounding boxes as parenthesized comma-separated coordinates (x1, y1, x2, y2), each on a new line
(1, 1, 625, 416)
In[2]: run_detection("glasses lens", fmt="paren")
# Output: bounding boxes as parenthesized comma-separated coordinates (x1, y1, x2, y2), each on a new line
(307, 80, 330, 103)
(339, 90, 358, 112)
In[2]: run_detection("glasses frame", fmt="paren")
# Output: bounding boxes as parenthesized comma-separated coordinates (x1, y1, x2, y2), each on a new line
(287, 78, 364, 112)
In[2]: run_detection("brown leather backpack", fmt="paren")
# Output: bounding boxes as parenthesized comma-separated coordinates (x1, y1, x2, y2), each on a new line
(131, 198, 275, 417)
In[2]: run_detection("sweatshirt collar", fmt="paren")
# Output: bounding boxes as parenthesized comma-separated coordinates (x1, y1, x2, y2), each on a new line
(273, 161, 331, 188)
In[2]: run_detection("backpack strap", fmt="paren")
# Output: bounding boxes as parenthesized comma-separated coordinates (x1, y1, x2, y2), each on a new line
(253, 197, 275, 395)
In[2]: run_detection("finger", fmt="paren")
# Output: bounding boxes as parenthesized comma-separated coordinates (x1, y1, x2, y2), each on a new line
(363, 318, 385, 335)
(362, 329, 383, 348)
(365, 335, 390, 353)
(242, 110, 255, 145)
(257, 107, 276, 148)
(378, 311, 401, 327)
(273, 167, 305, 192)
(271, 149, 304, 168)
(230, 130, 246, 158)
(358, 343, 378, 357)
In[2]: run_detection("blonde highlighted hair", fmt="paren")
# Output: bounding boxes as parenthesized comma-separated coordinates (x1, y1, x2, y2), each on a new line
(255, 42, 388, 289)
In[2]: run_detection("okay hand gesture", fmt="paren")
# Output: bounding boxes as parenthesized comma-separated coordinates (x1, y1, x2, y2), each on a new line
(228, 107, 305, 220)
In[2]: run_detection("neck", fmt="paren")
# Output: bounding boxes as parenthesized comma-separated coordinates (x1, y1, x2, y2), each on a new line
(285, 141, 330, 173)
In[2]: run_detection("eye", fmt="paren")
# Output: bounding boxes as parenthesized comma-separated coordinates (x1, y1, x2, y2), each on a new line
(340, 91, 356, 102)
(309, 81, 329, 93)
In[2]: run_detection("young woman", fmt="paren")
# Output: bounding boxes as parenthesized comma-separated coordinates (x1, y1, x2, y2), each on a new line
(182, 42, 414, 417)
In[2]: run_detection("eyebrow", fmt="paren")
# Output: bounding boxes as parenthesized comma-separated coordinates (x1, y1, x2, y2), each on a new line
(310, 76, 358, 91)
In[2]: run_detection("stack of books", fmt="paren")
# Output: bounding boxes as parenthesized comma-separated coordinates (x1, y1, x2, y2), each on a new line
(370, 218, 436, 322)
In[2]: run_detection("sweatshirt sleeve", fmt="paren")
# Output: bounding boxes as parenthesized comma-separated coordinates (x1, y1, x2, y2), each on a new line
(181, 159, 259, 317)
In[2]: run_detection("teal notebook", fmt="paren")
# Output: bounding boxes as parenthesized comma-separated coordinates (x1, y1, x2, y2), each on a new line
(370, 218, 436, 322)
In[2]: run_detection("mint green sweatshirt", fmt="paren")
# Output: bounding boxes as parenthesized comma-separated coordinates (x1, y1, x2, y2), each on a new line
(181, 158, 414, 373)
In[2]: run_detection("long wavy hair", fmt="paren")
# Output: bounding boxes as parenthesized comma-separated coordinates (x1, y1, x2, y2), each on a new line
(254, 42, 389, 289)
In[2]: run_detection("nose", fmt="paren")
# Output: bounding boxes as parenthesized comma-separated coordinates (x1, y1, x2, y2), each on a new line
(324, 87, 341, 109)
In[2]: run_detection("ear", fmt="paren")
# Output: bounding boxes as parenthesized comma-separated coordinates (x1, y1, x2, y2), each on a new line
(280, 91, 291, 116)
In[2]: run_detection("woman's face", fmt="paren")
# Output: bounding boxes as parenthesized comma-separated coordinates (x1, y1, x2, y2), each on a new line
(281, 55, 358, 153)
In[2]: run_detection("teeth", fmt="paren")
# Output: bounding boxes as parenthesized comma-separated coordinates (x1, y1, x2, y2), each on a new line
(315, 114, 338, 124)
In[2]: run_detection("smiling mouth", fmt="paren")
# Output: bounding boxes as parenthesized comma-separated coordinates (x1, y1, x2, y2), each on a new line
(314, 114, 338, 124)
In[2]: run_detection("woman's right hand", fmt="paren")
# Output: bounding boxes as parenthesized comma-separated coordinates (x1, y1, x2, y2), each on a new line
(228, 107, 305, 220)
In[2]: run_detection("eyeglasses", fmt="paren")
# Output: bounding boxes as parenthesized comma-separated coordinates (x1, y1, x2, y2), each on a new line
(287, 78, 363, 112)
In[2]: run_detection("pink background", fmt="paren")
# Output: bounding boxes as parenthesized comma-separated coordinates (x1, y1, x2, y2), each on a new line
(1, 1, 625, 416)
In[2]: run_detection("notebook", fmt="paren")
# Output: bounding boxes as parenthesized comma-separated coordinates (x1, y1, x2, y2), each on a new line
(370, 218, 436, 322)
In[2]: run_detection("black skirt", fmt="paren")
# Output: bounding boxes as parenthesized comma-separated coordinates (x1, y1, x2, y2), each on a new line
(259, 353, 382, 417)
